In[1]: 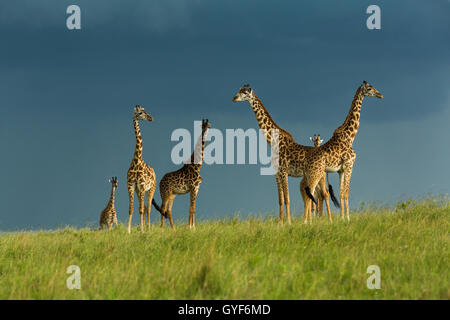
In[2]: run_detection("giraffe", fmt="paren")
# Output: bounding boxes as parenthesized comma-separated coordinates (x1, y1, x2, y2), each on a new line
(232, 84, 339, 224)
(302, 81, 383, 223)
(300, 135, 324, 217)
(152, 119, 210, 230)
(127, 105, 159, 233)
(99, 176, 119, 230)
(299, 135, 339, 218)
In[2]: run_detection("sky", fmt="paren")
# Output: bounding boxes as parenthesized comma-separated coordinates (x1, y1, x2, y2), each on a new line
(0, 0, 449, 231)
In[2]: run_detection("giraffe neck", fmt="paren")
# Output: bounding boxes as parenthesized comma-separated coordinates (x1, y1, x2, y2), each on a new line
(248, 94, 293, 144)
(334, 86, 364, 145)
(188, 128, 208, 169)
(133, 119, 143, 161)
(107, 186, 116, 208)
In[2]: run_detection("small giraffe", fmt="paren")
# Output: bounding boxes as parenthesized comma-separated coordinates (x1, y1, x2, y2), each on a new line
(152, 119, 210, 229)
(302, 81, 383, 223)
(233, 85, 339, 224)
(127, 105, 159, 233)
(300, 135, 324, 217)
(299, 135, 339, 218)
(99, 176, 118, 230)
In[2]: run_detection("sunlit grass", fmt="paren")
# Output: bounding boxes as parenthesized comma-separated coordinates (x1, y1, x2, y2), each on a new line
(0, 197, 448, 299)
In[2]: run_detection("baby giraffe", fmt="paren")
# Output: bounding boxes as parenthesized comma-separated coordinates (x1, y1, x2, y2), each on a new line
(99, 176, 118, 230)
(300, 135, 324, 217)
(300, 134, 339, 219)
(152, 119, 210, 230)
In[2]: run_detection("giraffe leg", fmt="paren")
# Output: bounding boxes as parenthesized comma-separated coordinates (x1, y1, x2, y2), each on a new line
(300, 177, 307, 215)
(318, 175, 326, 217)
(304, 196, 311, 224)
(280, 173, 291, 224)
(338, 171, 345, 220)
(301, 179, 310, 224)
(145, 191, 150, 229)
(189, 190, 198, 230)
(318, 175, 332, 223)
(113, 212, 118, 226)
(138, 190, 145, 232)
(302, 183, 314, 224)
(167, 195, 176, 230)
(312, 201, 316, 218)
(160, 196, 169, 228)
(281, 173, 291, 225)
(317, 193, 324, 217)
(305, 175, 321, 224)
(276, 174, 285, 224)
(127, 185, 135, 234)
(343, 165, 353, 222)
(345, 196, 350, 221)
(146, 187, 155, 229)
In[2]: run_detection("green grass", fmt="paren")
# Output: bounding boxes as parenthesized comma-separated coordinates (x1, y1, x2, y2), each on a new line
(0, 197, 448, 299)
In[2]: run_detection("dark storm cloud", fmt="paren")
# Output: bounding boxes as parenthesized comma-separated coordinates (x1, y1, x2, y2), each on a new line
(0, 0, 449, 230)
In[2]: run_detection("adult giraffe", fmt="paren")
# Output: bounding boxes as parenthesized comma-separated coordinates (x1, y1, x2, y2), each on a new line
(152, 119, 210, 230)
(233, 84, 338, 224)
(126, 105, 162, 233)
(303, 81, 383, 223)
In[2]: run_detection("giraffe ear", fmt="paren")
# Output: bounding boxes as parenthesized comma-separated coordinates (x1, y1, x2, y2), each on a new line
(309, 137, 313, 141)
(320, 139, 324, 144)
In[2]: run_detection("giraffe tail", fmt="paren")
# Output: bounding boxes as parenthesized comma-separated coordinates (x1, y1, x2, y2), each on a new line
(326, 173, 340, 208)
(328, 184, 340, 208)
(305, 187, 318, 205)
(152, 199, 168, 219)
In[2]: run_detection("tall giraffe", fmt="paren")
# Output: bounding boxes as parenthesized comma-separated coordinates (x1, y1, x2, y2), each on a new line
(127, 105, 159, 233)
(152, 119, 210, 229)
(232, 85, 339, 224)
(99, 176, 118, 230)
(302, 81, 383, 223)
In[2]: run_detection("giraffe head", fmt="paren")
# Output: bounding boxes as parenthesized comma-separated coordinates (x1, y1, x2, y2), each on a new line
(360, 81, 383, 99)
(133, 105, 153, 121)
(109, 176, 118, 190)
(202, 118, 210, 132)
(201, 118, 210, 143)
(309, 134, 323, 147)
(232, 84, 253, 102)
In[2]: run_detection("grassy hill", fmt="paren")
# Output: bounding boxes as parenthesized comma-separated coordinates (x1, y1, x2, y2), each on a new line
(0, 197, 448, 299)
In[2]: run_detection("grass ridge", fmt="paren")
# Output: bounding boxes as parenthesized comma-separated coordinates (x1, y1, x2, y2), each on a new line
(0, 198, 448, 299)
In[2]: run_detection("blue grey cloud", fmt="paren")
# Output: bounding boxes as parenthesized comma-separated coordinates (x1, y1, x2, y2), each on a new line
(0, 0, 449, 230)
